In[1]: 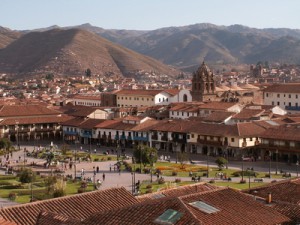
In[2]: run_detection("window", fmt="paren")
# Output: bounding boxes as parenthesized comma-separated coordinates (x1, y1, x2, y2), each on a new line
(121, 97, 123, 100)
(159, 98, 161, 102)
(182, 112, 184, 116)
(189, 201, 220, 214)
(289, 102, 291, 107)
(277, 102, 280, 106)
(177, 112, 179, 116)
(154, 209, 183, 225)
(296, 103, 298, 107)
(277, 94, 280, 98)
(272, 101, 274, 105)
(231, 138, 235, 142)
(191, 134, 194, 138)
(125, 97, 127, 100)
(296, 95, 298, 99)
(289, 94, 291, 98)
(266, 93, 269, 97)
(250, 137, 253, 141)
(172, 112, 174, 115)
(147, 98, 149, 101)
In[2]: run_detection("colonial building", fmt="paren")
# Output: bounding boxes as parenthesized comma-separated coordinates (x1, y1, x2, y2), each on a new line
(263, 83, 300, 113)
(70, 93, 101, 107)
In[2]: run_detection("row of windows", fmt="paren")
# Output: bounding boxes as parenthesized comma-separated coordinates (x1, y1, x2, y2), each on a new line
(117, 96, 154, 101)
(76, 101, 100, 106)
(159, 98, 168, 102)
(266, 93, 299, 99)
(272, 101, 299, 107)
(171, 111, 195, 117)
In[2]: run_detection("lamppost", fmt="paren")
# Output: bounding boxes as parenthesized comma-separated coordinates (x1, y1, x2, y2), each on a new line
(269, 151, 272, 179)
(175, 142, 178, 164)
(93, 167, 96, 189)
(275, 149, 279, 175)
(131, 157, 136, 194)
(246, 167, 253, 191)
(74, 140, 80, 179)
(241, 155, 244, 181)
(16, 121, 19, 149)
(296, 160, 299, 177)
(206, 151, 209, 178)
(23, 148, 26, 167)
(30, 171, 34, 202)
(150, 152, 153, 183)
(139, 145, 142, 173)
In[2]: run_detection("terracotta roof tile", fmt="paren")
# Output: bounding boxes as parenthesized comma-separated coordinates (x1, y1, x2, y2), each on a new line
(203, 111, 234, 123)
(115, 89, 162, 96)
(260, 124, 300, 141)
(36, 210, 82, 225)
(0, 217, 17, 225)
(180, 188, 290, 225)
(232, 109, 265, 120)
(0, 105, 61, 118)
(0, 187, 138, 225)
(247, 178, 300, 205)
(0, 115, 73, 126)
(137, 183, 219, 202)
(263, 83, 300, 93)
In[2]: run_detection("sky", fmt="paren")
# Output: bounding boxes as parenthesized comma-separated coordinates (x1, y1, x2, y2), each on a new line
(1, 0, 300, 31)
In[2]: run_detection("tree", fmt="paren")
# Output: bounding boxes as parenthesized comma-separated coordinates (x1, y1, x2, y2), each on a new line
(60, 144, 70, 155)
(215, 157, 228, 170)
(178, 152, 188, 169)
(53, 179, 66, 198)
(44, 175, 57, 194)
(0, 138, 12, 153)
(85, 68, 92, 77)
(19, 168, 36, 183)
(133, 145, 158, 167)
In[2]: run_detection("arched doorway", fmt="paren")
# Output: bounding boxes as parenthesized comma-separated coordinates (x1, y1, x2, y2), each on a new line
(183, 94, 188, 102)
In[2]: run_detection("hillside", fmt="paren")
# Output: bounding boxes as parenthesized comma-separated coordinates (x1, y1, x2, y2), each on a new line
(0, 28, 178, 77)
(0, 26, 21, 49)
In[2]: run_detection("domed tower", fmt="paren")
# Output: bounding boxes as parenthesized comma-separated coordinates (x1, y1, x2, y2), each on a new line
(191, 62, 216, 101)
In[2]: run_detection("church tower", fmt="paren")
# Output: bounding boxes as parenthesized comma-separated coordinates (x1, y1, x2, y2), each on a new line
(191, 62, 216, 102)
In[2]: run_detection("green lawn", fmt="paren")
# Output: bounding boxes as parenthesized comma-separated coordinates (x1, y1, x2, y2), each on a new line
(211, 181, 267, 190)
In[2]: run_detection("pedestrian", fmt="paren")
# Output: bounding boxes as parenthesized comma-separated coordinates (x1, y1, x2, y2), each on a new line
(110, 165, 112, 172)
(96, 166, 99, 173)
(102, 173, 105, 181)
(118, 168, 121, 175)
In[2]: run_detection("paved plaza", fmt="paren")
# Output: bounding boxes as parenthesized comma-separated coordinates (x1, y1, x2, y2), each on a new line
(0, 142, 299, 207)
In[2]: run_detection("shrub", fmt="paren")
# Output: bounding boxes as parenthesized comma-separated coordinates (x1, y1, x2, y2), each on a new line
(146, 184, 152, 189)
(77, 188, 85, 193)
(240, 179, 246, 184)
(126, 166, 132, 172)
(8, 192, 17, 201)
(172, 171, 178, 176)
(265, 174, 271, 178)
(175, 178, 181, 183)
(135, 168, 141, 173)
(158, 177, 165, 184)
(94, 158, 99, 162)
(143, 168, 150, 174)
(209, 179, 215, 184)
(146, 189, 153, 194)
(232, 171, 258, 177)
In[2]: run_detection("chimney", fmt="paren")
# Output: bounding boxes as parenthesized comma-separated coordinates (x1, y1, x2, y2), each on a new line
(266, 193, 272, 204)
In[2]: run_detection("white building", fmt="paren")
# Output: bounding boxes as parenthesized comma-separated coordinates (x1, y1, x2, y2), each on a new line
(263, 83, 300, 114)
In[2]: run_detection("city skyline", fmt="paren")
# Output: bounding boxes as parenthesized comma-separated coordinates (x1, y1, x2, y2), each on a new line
(1, 0, 300, 31)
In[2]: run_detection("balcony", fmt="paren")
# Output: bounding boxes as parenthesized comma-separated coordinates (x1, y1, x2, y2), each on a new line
(35, 128, 55, 132)
(133, 136, 148, 141)
(197, 138, 223, 146)
(18, 128, 31, 133)
(151, 134, 158, 140)
(172, 137, 187, 144)
(161, 135, 168, 141)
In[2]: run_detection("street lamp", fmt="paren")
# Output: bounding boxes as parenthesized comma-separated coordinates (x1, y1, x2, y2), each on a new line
(275, 149, 278, 175)
(131, 157, 136, 194)
(296, 161, 299, 177)
(150, 152, 154, 183)
(74, 140, 80, 179)
(206, 151, 209, 178)
(241, 155, 244, 181)
(93, 167, 96, 189)
(269, 151, 272, 179)
(23, 148, 26, 167)
(16, 121, 19, 149)
(175, 142, 178, 164)
(139, 145, 143, 173)
(246, 167, 254, 191)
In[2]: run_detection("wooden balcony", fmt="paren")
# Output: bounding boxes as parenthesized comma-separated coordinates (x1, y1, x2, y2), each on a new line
(151, 134, 158, 140)
(197, 138, 223, 146)
(161, 135, 168, 141)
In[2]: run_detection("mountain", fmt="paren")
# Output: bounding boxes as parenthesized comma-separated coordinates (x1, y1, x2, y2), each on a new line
(0, 28, 178, 77)
(0, 26, 21, 49)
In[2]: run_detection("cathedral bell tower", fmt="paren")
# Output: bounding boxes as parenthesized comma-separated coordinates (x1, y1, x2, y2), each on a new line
(191, 62, 216, 102)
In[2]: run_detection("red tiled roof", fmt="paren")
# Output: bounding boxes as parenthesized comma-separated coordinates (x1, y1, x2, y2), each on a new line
(260, 124, 300, 141)
(115, 89, 162, 96)
(203, 111, 234, 123)
(83, 197, 200, 225)
(36, 210, 82, 225)
(137, 183, 219, 202)
(263, 83, 300, 93)
(0, 187, 138, 225)
(232, 109, 266, 120)
(180, 188, 290, 225)
(130, 119, 161, 132)
(72, 94, 101, 101)
(198, 102, 239, 110)
(0, 105, 61, 118)
(0, 217, 16, 225)
(247, 178, 300, 205)
(0, 115, 73, 126)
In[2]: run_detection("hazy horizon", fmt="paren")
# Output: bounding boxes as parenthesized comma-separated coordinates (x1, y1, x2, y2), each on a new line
(2, 0, 300, 31)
